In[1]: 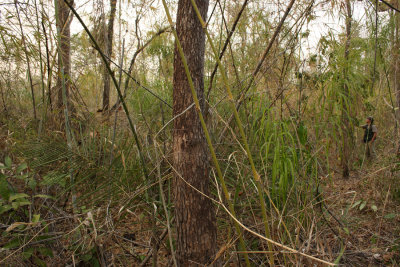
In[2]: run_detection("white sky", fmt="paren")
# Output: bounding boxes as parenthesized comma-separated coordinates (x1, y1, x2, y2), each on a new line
(68, 0, 369, 59)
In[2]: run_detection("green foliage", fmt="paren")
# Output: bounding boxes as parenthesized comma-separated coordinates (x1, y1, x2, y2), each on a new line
(0, 155, 56, 265)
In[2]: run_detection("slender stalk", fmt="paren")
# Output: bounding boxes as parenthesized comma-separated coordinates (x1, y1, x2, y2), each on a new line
(41, 1, 53, 111)
(14, 0, 37, 120)
(218, 0, 297, 139)
(206, 0, 249, 100)
(154, 141, 177, 267)
(35, 0, 46, 136)
(189, 0, 274, 264)
(55, 0, 76, 212)
(62, 0, 151, 198)
(160, 1, 251, 266)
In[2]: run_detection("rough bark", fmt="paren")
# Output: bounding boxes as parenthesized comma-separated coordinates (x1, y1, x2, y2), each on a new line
(55, 0, 73, 109)
(172, 0, 217, 266)
(342, 0, 352, 178)
(102, 0, 117, 111)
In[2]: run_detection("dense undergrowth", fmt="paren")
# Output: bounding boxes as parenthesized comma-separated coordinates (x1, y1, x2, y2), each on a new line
(1, 1, 400, 265)
(0, 93, 399, 266)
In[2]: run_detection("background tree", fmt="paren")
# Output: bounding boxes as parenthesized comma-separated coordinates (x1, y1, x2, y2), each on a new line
(341, 0, 353, 178)
(55, 0, 74, 110)
(102, 0, 117, 112)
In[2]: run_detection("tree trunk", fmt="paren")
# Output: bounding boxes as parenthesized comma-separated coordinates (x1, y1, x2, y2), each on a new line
(342, 0, 352, 178)
(102, 0, 117, 112)
(393, 2, 400, 155)
(172, 0, 217, 266)
(55, 0, 73, 110)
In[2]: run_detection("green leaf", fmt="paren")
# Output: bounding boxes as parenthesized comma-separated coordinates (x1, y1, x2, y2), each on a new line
(81, 254, 92, 262)
(33, 256, 46, 267)
(9, 193, 29, 202)
(3, 238, 21, 249)
(4, 156, 11, 168)
(359, 201, 367, 211)
(28, 179, 37, 190)
(16, 163, 27, 173)
(18, 200, 31, 206)
(371, 205, 378, 212)
(334, 244, 345, 264)
(384, 213, 396, 219)
(0, 204, 12, 214)
(34, 194, 54, 200)
(38, 247, 53, 257)
(351, 200, 361, 209)
(0, 176, 11, 200)
(343, 227, 349, 234)
(11, 201, 19, 210)
(33, 214, 40, 223)
(22, 247, 34, 259)
(16, 174, 29, 180)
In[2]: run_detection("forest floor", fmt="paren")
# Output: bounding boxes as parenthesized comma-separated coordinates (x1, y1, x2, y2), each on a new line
(0, 116, 399, 266)
(320, 156, 400, 266)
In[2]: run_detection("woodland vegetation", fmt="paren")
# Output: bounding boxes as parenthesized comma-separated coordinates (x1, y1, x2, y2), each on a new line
(1, 0, 400, 266)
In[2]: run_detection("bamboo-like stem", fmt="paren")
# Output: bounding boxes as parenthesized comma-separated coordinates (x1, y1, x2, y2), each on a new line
(14, 0, 37, 121)
(62, 0, 151, 203)
(55, 0, 76, 212)
(206, 0, 249, 100)
(189, 0, 274, 264)
(40, 1, 53, 111)
(154, 140, 178, 267)
(218, 0, 297, 140)
(160, 1, 251, 266)
(34, 0, 45, 105)
(35, 0, 46, 136)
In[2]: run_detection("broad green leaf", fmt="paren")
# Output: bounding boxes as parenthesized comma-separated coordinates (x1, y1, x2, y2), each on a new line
(11, 200, 30, 210)
(9, 193, 29, 202)
(351, 200, 361, 209)
(21, 247, 34, 259)
(16, 163, 27, 173)
(16, 174, 29, 180)
(384, 213, 396, 219)
(18, 200, 31, 206)
(0, 176, 11, 200)
(4, 156, 11, 168)
(33, 214, 40, 223)
(11, 201, 19, 210)
(28, 179, 37, 190)
(371, 205, 378, 212)
(0, 204, 12, 214)
(81, 254, 92, 261)
(38, 247, 53, 257)
(3, 238, 21, 249)
(33, 256, 46, 267)
(359, 201, 367, 211)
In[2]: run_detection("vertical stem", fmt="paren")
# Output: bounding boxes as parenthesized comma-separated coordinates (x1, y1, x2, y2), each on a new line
(371, 0, 378, 94)
(55, 0, 76, 211)
(189, 0, 274, 264)
(41, 1, 53, 111)
(14, 0, 37, 120)
(342, 0, 352, 178)
(35, 0, 45, 105)
(161, 1, 251, 266)
(35, 0, 46, 135)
